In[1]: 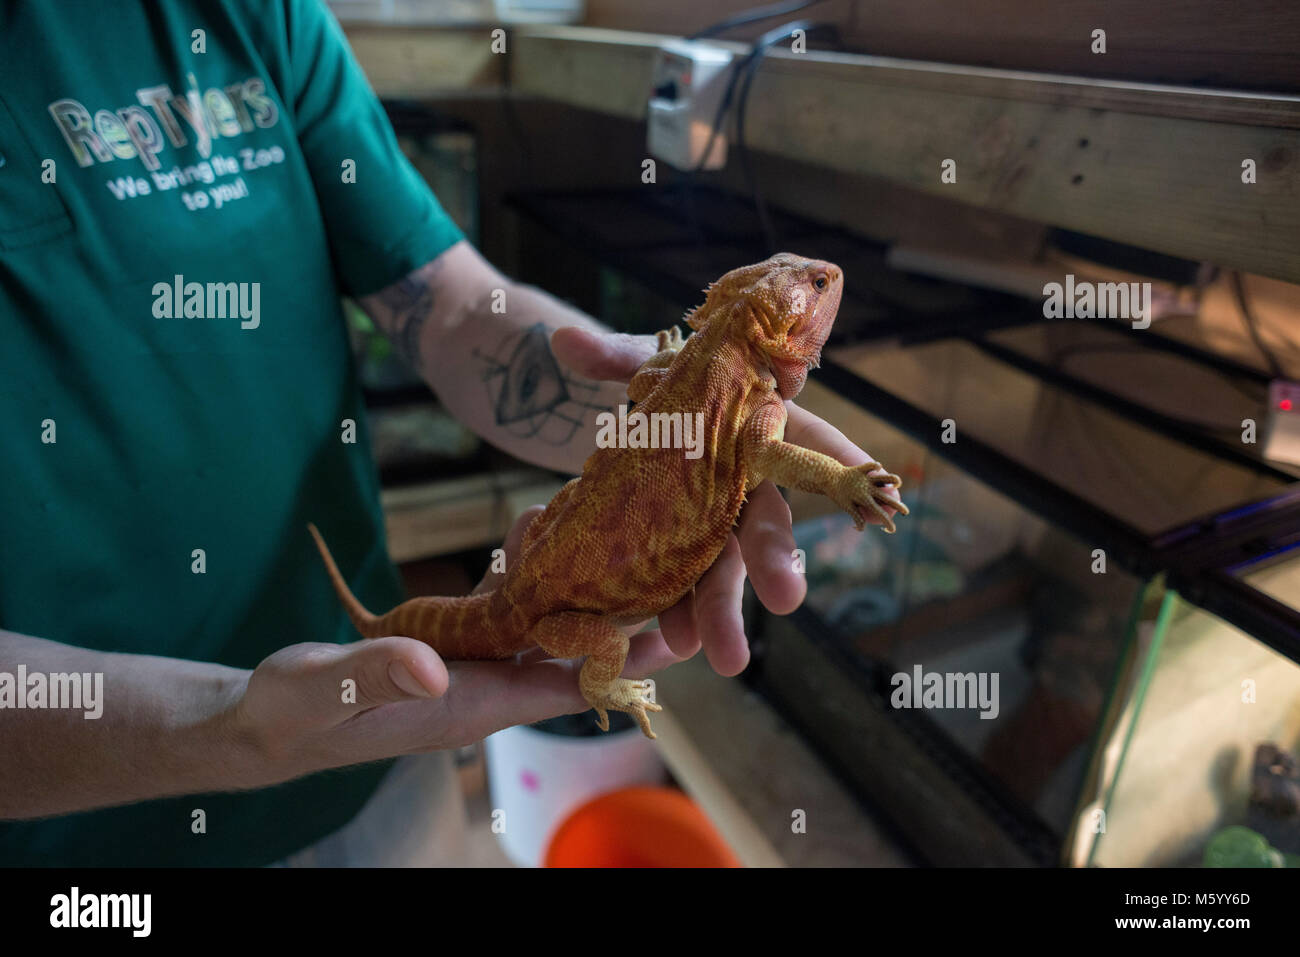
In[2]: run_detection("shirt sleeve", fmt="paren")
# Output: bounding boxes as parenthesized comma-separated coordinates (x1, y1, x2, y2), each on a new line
(282, 0, 465, 296)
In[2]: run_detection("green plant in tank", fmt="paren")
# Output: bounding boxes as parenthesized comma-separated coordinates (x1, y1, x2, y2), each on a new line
(1203, 825, 1297, 867)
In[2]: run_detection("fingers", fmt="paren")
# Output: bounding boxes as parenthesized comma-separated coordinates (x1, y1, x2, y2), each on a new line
(550, 326, 658, 383)
(473, 504, 545, 595)
(447, 630, 680, 739)
(621, 628, 686, 677)
(441, 627, 672, 732)
(692, 535, 751, 677)
(514, 627, 681, 674)
(459, 658, 590, 732)
(736, 480, 807, 616)
(327, 636, 449, 710)
(784, 401, 869, 467)
(784, 401, 905, 512)
(658, 590, 701, 659)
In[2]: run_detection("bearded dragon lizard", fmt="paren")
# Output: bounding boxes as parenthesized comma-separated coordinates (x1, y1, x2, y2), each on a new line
(310, 253, 907, 738)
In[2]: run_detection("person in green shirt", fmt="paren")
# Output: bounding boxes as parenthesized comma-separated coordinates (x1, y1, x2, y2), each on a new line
(0, 0, 891, 866)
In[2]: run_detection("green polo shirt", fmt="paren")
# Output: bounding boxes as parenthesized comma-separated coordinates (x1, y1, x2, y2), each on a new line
(0, 0, 464, 865)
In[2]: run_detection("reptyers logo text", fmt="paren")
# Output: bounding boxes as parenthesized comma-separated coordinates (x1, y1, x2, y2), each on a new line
(48, 75, 278, 171)
(47, 74, 287, 212)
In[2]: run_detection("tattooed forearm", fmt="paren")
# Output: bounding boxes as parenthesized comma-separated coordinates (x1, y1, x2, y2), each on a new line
(357, 245, 628, 474)
(372, 276, 434, 370)
(474, 322, 611, 447)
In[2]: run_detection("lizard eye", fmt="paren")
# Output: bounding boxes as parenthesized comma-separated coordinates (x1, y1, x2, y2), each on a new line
(813, 275, 828, 291)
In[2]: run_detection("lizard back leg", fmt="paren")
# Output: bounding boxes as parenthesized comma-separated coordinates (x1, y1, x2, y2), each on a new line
(529, 611, 661, 738)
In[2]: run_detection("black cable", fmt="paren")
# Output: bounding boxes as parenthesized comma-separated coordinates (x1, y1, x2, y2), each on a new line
(1230, 270, 1286, 379)
(688, 0, 831, 40)
(683, 23, 796, 248)
(690, 54, 748, 177)
(735, 20, 839, 253)
(679, 9, 844, 251)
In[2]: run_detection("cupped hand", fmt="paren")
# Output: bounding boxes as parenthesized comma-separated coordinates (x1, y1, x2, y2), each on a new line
(228, 508, 681, 784)
(550, 325, 903, 678)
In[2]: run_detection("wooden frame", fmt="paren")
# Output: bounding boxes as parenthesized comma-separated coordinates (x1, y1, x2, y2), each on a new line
(509, 27, 1300, 283)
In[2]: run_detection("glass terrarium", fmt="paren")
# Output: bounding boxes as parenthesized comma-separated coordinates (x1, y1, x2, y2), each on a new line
(756, 381, 1148, 865)
(747, 327, 1297, 866)
(1082, 545, 1300, 867)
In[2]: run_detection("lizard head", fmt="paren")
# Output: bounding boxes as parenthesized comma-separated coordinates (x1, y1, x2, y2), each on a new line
(690, 252, 843, 399)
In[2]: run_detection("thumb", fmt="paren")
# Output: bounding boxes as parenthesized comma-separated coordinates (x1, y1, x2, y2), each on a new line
(550, 326, 657, 382)
(326, 636, 450, 709)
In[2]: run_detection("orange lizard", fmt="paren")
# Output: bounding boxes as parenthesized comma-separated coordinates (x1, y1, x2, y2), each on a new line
(309, 253, 907, 738)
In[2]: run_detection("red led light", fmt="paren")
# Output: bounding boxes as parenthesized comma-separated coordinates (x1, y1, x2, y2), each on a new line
(1281, 398, 1294, 411)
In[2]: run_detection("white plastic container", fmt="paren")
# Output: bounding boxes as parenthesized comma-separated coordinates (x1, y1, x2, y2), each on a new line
(484, 723, 666, 867)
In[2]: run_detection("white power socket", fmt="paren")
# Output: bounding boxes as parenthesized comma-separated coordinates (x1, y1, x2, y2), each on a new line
(1263, 379, 1300, 467)
(647, 39, 735, 171)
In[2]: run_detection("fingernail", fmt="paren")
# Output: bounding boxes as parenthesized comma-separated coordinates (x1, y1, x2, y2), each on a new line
(389, 661, 433, 698)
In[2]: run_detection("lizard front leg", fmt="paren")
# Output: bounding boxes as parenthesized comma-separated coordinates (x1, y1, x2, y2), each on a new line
(743, 400, 908, 533)
(529, 611, 662, 738)
(628, 325, 685, 403)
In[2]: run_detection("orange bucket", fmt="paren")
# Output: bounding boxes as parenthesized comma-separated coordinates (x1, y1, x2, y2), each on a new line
(543, 786, 741, 868)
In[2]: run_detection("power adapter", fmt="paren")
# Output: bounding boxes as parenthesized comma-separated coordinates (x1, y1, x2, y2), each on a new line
(1263, 379, 1300, 467)
(647, 39, 735, 171)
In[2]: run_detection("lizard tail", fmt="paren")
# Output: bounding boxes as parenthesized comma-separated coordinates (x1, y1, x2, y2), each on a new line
(308, 522, 383, 636)
(308, 523, 523, 659)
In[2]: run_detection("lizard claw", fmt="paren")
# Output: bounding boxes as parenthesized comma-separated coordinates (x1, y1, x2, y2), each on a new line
(835, 462, 908, 533)
(588, 679, 662, 739)
(656, 325, 685, 353)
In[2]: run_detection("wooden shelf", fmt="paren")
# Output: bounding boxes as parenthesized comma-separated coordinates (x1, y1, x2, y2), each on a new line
(382, 467, 565, 562)
(510, 26, 1300, 284)
(347, 23, 1300, 280)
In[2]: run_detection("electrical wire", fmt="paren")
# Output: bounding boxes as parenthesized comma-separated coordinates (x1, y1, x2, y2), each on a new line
(734, 19, 835, 252)
(687, 19, 838, 253)
(1230, 270, 1286, 379)
(690, 56, 747, 178)
(688, 0, 831, 40)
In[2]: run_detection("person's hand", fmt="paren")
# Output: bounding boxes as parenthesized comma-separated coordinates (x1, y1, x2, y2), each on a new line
(225, 509, 680, 785)
(551, 325, 904, 677)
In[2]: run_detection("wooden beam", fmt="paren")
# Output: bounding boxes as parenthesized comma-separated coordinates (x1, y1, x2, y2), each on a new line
(583, 0, 1300, 93)
(343, 26, 502, 98)
(512, 27, 1300, 283)
(382, 468, 565, 563)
